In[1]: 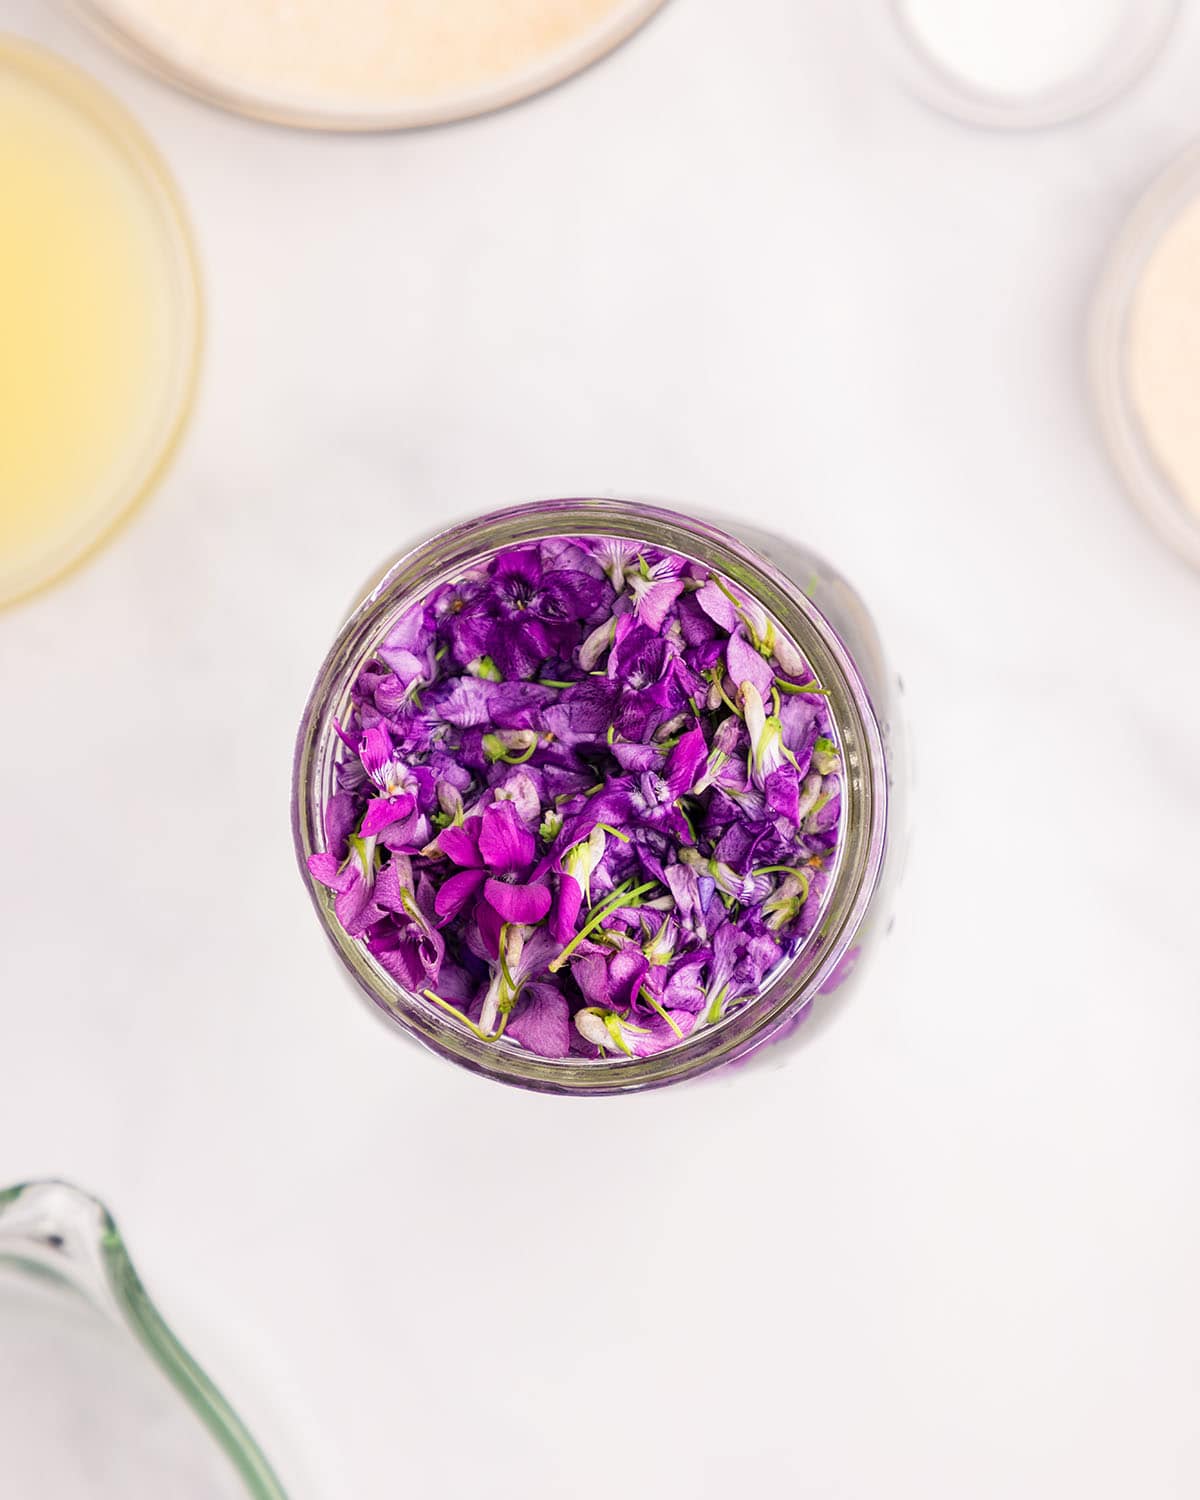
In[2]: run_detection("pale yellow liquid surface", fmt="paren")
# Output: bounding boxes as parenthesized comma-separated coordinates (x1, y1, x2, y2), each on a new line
(0, 41, 196, 605)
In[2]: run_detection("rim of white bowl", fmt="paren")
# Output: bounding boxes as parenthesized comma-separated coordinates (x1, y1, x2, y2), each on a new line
(877, 0, 1179, 131)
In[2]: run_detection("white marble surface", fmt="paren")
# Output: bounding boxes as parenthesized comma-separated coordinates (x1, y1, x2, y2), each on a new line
(3, 2, 1200, 1496)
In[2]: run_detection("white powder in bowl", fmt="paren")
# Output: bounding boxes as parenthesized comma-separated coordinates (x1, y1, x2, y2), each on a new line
(1128, 196, 1200, 522)
(897, 0, 1132, 98)
(92, 0, 646, 116)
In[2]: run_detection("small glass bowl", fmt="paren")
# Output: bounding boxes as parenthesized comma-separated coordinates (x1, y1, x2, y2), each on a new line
(879, 0, 1178, 130)
(292, 498, 907, 1095)
(1091, 143, 1200, 574)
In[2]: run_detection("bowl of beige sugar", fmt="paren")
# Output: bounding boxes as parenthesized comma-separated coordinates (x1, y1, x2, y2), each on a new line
(1092, 144, 1200, 574)
(75, 0, 667, 129)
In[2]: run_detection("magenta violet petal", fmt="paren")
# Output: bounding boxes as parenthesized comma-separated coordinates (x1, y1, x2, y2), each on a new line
(550, 874, 584, 944)
(506, 983, 572, 1058)
(438, 822, 482, 868)
(434, 868, 486, 922)
(334, 871, 378, 937)
(478, 801, 535, 875)
(307, 850, 347, 889)
(726, 627, 774, 700)
(474, 898, 505, 961)
(483, 877, 552, 924)
(358, 793, 416, 839)
(632, 575, 685, 630)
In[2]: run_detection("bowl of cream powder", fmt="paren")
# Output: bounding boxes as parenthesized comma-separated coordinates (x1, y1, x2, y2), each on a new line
(74, 0, 667, 130)
(1092, 144, 1200, 574)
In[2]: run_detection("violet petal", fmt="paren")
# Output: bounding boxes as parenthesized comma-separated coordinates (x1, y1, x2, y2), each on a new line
(478, 801, 535, 876)
(359, 793, 416, 839)
(506, 982, 571, 1058)
(483, 877, 552, 925)
(434, 868, 486, 923)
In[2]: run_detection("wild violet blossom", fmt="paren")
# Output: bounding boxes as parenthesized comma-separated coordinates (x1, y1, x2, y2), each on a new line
(307, 536, 843, 1061)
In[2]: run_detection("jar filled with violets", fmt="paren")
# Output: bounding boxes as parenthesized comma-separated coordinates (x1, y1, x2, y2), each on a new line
(293, 498, 905, 1094)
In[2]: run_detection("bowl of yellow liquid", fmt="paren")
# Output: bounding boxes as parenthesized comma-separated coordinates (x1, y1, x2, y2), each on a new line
(0, 38, 199, 608)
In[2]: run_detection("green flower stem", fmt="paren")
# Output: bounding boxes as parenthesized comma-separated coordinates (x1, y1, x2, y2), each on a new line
(705, 982, 730, 1026)
(604, 1013, 634, 1056)
(398, 888, 435, 932)
(709, 672, 743, 719)
(347, 833, 378, 880)
(548, 880, 657, 972)
(776, 679, 830, 696)
(709, 572, 751, 627)
(710, 572, 772, 653)
(640, 987, 684, 1040)
(421, 989, 507, 1042)
(595, 823, 631, 843)
(497, 924, 515, 992)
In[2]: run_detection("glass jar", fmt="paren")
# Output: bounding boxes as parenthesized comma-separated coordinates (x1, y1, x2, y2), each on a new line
(292, 498, 907, 1094)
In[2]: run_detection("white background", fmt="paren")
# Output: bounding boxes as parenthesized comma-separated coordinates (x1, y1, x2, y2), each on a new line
(2, 2, 1199, 1496)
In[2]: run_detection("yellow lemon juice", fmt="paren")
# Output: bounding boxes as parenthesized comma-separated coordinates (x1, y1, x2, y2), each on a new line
(0, 39, 197, 605)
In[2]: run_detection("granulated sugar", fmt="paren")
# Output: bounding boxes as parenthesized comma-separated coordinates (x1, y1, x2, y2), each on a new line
(96, 0, 634, 111)
(1128, 194, 1200, 521)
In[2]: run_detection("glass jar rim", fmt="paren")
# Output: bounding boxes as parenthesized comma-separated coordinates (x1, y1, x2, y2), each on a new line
(292, 498, 890, 1094)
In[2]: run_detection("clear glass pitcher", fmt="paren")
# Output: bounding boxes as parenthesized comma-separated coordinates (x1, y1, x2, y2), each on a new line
(0, 1180, 286, 1499)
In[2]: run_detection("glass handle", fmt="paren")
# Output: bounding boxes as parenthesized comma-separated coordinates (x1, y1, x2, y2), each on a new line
(0, 1179, 289, 1500)
(0, 1180, 126, 1321)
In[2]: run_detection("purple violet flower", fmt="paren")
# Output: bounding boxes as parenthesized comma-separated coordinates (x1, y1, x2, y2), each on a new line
(726, 626, 774, 702)
(364, 857, 445, 991)
(587, 725, 707, 846)
(307, 833, 379, 938)
(307, 537, 844, 1062)
(448, 548, 610, 679)
(435, 801, 552, 933)
(323, 791, 360, 861)
(628, 552, 687, 631)
(573, 1002, 697, 1058)
(377, 602, 435, 693)
(356, 725, 436, 838)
